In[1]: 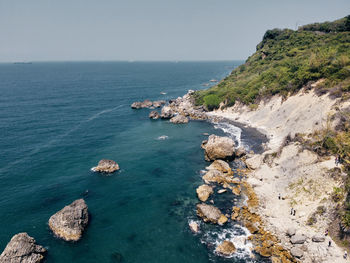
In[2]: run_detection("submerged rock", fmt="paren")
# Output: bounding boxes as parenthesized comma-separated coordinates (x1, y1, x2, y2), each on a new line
(0, 233, 46, 263)
(196, 184, 213, 202)
(201, 135, 235, 161)
(170, 114, 189, 124)
(196, 203, 227, 225)
(216, 240, 236, 256)
(49, 199, 89, 242)
(92, 159, 120, 173)
(149, 111, 160, 120)
(160, 106, 175, 119)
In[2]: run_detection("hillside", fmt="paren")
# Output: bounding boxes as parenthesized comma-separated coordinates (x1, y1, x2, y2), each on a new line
(194, 15, 350, 110)
(197, 15, 350, 255)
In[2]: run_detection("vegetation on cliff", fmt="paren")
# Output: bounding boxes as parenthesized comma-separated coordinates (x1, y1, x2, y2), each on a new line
(194, 15, 350, 109)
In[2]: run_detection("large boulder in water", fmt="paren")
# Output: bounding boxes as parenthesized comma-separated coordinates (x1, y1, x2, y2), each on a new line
(196, 203, 227, 225)
(196, 184, 213, 202)
(160, 106, 175, 119)
(92, 159, 120, 173)
(170, 114, 189, 124)
(201, 135, 235, 161)
(215, 240, 236, 256)
(49, 199, 89, 242)
(0, 233, 46, 263)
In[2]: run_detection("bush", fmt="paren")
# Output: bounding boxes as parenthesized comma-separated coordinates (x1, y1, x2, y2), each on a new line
(203, 94, 221, 111)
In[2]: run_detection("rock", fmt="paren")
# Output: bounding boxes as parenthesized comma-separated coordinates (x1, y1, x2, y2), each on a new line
(207, 160, 233, 175)
(142, 100, 153, 108)
(160, 106, 175, 119)
(215, 240, 236, 256)
(218, 215, 228, 225)
(196, 184, 213, 202)
(290, 234, 306, 244)
(189, 221, 199, 233)
(286, 227, 296, 237)
(290, 247, 304, 258)
(196, 203, 226, 224)
(245, 155, 263, 170)
(202, 169, 229, 184)
(312, 234, 325, 242)
(49, 199, 89, 241)
(170, 114, 189, 124)
(201, 135, 235, 161)
(232, 185, 241, 196)
(235, 147, 246, 158)
(152, 100, 166, 108)
(0, 233, 46, 263)
(92, 159, 120, 173)
(149, 111, 160, 120)
(231, 207, 240, 220)
(218, 189, 227, 194)
(131, 101, 143, 109)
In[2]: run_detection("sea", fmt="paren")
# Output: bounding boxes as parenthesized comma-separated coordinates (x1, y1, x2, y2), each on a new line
(0, 61, 268, 263)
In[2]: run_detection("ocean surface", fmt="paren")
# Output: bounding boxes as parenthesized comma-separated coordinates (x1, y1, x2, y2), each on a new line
(0, 61, 268, 263)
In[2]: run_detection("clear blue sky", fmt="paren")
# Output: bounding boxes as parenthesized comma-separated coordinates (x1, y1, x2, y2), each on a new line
(0, 0, 349, 62)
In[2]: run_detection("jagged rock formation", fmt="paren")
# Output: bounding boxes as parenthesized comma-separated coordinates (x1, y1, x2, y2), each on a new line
(0, 233, 46, 263)
(196, 203, 227, 225)
(196, 184, 213, 202)
(91, 159, 120, 173)
(49, 199, 89, 241)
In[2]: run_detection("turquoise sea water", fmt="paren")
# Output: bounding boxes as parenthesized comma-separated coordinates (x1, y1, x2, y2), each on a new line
(0, 62, 267, 263)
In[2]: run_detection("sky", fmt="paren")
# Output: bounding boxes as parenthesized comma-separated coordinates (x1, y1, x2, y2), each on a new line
(0, 0, 349, 62)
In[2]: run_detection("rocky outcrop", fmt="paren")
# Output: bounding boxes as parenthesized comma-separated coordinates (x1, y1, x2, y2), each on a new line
(0, 233, 46, 263)
(160, 106, 175, 119)
(207, 160, 233, 175)
(201, 135, 235, 161)
(311, 234, 325, 242)
(91, 159, 120, 173)
(149, 111, 160, 120)
(215, 240, 236, 256)
(290, 247, 304, 258)
(49, 199, 89, 242)
(196, 184, 213, 202)
(131, 100, 165, 109)
(196, 203, 227, 225)
(170, 114, 189, 124)
(290, 234, 306, 244)
(235, 147, 246, 158)
(286, 227, 296, 237)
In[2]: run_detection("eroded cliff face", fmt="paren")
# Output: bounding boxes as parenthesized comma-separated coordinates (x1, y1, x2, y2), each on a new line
(208, 88, 350, 262)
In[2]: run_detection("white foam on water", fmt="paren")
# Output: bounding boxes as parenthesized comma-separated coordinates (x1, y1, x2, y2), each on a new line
(201, 225, 254, 260)
(157, 135, 169, 140)
(90, 167, 97, 172)
(212, 122, 243, 147)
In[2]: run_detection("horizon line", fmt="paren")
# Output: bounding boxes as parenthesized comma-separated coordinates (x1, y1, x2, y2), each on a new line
(0, 59, 246, 64)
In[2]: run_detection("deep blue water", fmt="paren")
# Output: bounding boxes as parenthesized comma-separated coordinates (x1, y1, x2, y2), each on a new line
(0, 61, 267, 263)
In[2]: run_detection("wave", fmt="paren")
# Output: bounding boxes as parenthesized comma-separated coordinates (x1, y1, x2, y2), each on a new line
(212, 122, 243, 147)
(156, 135, 169, 140)
(201, 224, 254, 260)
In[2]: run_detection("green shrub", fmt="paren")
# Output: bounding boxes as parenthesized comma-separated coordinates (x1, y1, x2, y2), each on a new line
(203, 94, 221, 111)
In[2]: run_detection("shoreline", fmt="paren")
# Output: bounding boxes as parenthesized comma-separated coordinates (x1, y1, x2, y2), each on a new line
(207, 89, 350, 262)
